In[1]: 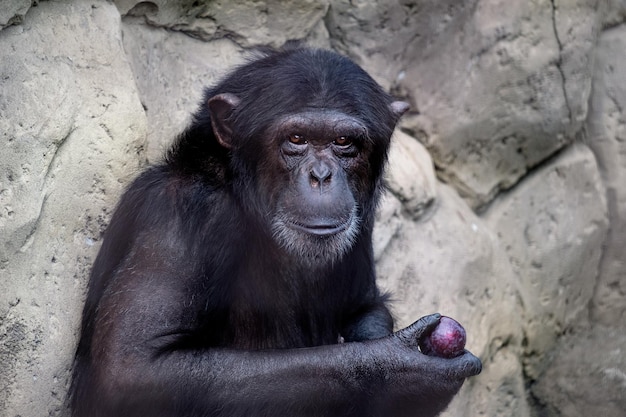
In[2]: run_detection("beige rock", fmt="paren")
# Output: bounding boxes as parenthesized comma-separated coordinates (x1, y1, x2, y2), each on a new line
(386, 130, 438, 220)
(1, 1, 626, 416)
(0, 0, 30, 30)
(329, 0, 600, 208)
(121, 22, 245, 162)
(469, 348, 531, 417)
(115, 0, 330, 48)
(376, 183, 527, 417)
(120, 15, 332, 163)
(403, 0, 600, 209)
(0, 1, 146, 415)
(374, 129, 439, 261)
(586, 25, 626, 326)
(532, 325, 626, 417)
(373, 191, 403, 262)
(601, 0, 626, 27)
(483, 144, 608, 379)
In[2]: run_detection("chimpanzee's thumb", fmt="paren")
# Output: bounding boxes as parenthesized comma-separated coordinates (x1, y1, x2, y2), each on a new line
(394, 313, 441, 348)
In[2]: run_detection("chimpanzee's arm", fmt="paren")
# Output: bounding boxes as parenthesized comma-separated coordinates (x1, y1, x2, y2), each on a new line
(74, 238, 480, 417)
(86, 297, 478, 417)
(145, 323, 475, 417)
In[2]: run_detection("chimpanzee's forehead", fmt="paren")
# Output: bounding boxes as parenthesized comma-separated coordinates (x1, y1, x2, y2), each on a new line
(271, 110, 368, 136)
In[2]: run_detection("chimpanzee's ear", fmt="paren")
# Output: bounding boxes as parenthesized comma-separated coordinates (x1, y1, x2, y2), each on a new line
(208, 93, 241, 149)
(390, 101, 410, 121)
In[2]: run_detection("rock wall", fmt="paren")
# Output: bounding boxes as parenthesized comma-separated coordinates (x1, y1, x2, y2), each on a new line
(1, 1, 624, 416)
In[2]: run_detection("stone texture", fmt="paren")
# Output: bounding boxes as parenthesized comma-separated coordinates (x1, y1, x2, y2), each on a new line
(0, 1, 146, 415)
(532, 325, 626, 417)
(115, 0, 330, 48)
(373, 130, 438, 263)
(586, 25, 626, 326)
(386, 130, 438, 220)
(0, 0, 31, 30)
(121, 21, 245, 162)
(483, 144, 608, 379)
(375, 152, 528, 416)
(601, 0, 626, 27)
(328, 0, 600, 209)
(373, 191, 404, 263)
(119, 4, 332, 162)
(1, 1, 626, 417)
(376, 182, 527, 417)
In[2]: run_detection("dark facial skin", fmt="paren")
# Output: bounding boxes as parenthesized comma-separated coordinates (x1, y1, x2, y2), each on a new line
(270, 110, 370, 264)
(69, 48, 481, 417)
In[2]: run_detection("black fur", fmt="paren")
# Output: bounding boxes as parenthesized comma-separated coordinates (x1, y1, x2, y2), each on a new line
(70, 48, 480, 417)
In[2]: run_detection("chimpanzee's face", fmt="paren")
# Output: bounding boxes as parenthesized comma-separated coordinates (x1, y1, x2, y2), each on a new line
(265, 109, 373, 265)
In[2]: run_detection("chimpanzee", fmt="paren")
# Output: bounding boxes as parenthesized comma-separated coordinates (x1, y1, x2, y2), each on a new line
(69, 47, 481, 417)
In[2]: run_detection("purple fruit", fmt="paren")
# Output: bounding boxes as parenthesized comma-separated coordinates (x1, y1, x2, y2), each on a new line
(419, 316, 466, 358)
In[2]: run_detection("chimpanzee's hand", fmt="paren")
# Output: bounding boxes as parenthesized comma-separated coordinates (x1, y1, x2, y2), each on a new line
(364, 313, 482, 417)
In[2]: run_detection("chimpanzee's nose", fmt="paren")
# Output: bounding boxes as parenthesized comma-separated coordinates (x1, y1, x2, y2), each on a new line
(310, 162, 332, 189)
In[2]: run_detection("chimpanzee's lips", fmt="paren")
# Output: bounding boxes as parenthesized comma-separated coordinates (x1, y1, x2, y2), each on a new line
(289, 221, 349, 237)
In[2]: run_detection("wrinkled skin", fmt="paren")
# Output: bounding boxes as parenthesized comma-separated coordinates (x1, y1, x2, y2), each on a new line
(69, 48, 481, 417)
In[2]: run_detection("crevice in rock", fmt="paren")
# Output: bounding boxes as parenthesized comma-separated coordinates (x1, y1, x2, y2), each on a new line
(550, 0, 573, 123)
(18, 127, 77, 253)
(580, 66, 616, 323)
(477, 139, 577, 215)
(17, 194, 48, 254)
(43, 126, 75, 186)
(584, 142, 615, 323)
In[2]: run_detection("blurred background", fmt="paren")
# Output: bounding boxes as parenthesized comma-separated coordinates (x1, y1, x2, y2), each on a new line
(1, 1, 625, 416)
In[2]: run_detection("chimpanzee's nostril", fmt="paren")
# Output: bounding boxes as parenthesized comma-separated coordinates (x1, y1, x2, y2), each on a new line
(310, 164, 332, 188)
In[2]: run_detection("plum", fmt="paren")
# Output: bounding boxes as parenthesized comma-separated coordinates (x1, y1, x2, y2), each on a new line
(419, 316, 466, 358)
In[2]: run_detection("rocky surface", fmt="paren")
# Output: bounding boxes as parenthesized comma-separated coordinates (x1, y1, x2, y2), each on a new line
(1, 1, 625, 416)
(0, 0, 31, 30)
(0, 2, 146, 415)
(586, 24, 626, 326)
(531, 324, 626, 417)
(484, 144, 608, 379)
(120, 21, 245, 162)
(376, 182, 526, 417)
(328, 0, 600, 210)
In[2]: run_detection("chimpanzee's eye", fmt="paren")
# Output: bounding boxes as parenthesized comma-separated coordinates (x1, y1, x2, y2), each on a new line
(288, 134, 307, 145)
(334, 136, 353, 147)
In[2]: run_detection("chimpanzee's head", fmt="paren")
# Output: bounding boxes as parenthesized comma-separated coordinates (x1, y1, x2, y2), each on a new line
(205, 48, 408, 264)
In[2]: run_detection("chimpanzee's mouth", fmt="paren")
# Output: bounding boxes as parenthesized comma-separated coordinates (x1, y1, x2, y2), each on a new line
(289, 221, 349, 237)
(271, 208, 361, 264)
